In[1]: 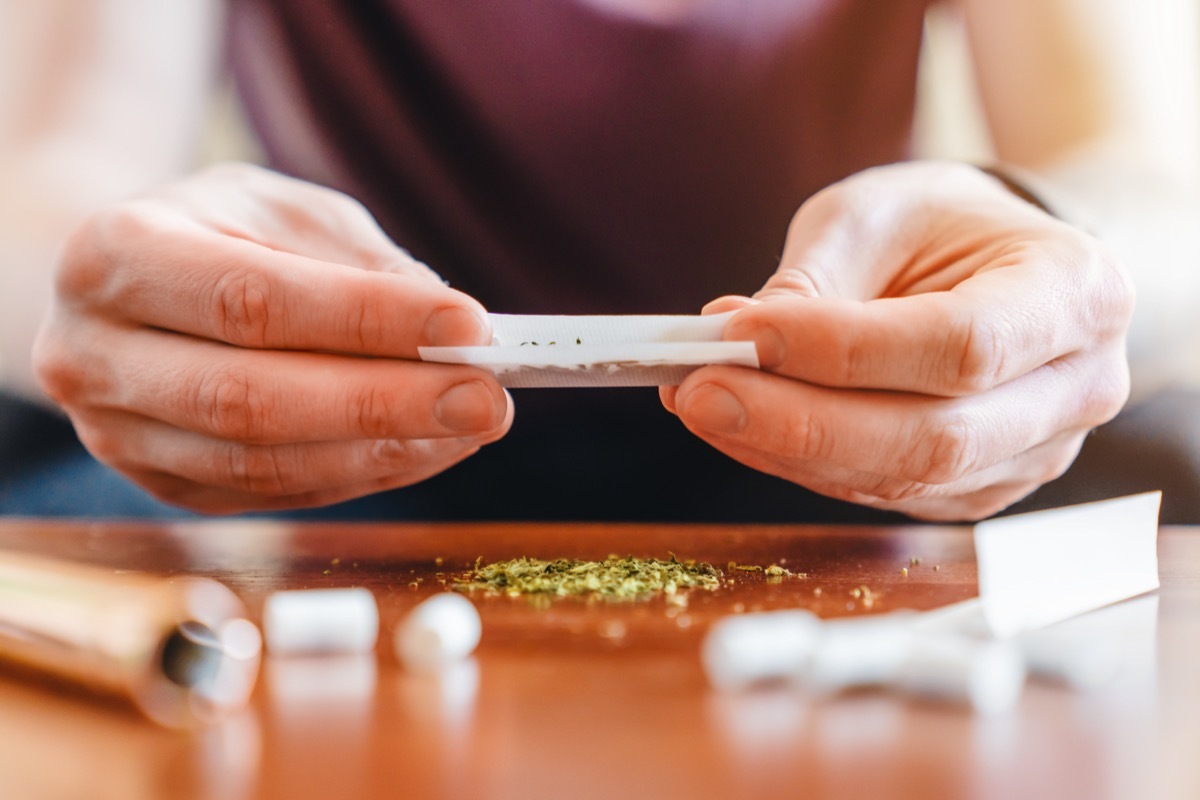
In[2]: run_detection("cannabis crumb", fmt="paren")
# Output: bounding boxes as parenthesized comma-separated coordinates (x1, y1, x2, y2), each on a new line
(330, 557, 341, 566)
(909, 557, 920, 567)
(900, 567, 909, 577)
(452, 554, 721, 600)
(851, 584, 878, 609)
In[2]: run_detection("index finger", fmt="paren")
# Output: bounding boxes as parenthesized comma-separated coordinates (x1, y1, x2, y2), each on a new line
(725, 246, 1133, 396)
(70, 213, 491, 355)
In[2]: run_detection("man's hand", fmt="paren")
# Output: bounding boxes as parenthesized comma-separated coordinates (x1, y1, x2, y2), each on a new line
(662, 161, 1134, 521)
(33, 164, 511, 513)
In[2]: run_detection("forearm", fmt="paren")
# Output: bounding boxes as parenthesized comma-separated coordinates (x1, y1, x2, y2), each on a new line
(0, 151, 175, 404)
(0, 0, 226, 403)
(957, 0, 1200, 398)
(1024, 153, 1200, 399)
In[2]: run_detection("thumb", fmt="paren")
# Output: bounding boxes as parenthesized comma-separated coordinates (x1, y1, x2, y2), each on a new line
(756, 171, 923, 303)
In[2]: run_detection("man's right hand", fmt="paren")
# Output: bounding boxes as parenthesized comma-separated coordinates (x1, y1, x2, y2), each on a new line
(33, 164, 511, 513)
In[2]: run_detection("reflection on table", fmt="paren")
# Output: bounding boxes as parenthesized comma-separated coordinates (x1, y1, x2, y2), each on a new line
(0, 519, 1197, 800)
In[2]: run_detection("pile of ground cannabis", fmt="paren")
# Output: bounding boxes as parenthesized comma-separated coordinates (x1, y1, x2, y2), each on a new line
(452, 554, 721, 599)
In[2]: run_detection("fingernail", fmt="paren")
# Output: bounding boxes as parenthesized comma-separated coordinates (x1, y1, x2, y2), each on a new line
(423, 307, 489, 347)
(750, 324, 786, 370)
(435, 381, 500, 432)
(681, 383, 746, 433)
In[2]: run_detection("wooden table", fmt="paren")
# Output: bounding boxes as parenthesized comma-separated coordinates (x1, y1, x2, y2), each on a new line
(0, 519, 1197, 800)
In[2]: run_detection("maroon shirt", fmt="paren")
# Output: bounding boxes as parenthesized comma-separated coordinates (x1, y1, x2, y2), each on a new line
(229, 0, 931, 315)
(226, 1, 934, 521)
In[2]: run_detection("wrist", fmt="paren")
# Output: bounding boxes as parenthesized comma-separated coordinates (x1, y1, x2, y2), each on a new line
(975, 163, 1096, 234)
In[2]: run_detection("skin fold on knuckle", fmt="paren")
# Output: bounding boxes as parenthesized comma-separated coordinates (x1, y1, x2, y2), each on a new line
(54, 220, 112, 306)
(837, 320, 889, 387)
(222, 443, 299, 496)
(371, 437, 471, 478)
(209, 266, 275, 347)
(31, 331, 88, 407)
(370, 438, 417, 467)
(1051, 348, 1130, 431)
(349, 384, 404, 439)
(847, 473, 937, 506)
(946, 311, 1007, 396)
(866, 483, 1013, 523)
(192, 363, 272, 442)
(1082, 354, 1132, 427)
(345, 288, 388, 352)
(787, 411, 834, 462)
(901, 414, 979, 486)
(55, 203, 164, 308)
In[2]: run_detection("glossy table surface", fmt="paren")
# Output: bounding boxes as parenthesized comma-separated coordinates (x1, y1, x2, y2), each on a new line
(0, 518, 1198, 800)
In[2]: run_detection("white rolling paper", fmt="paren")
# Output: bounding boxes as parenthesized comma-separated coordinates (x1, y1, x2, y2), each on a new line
(973, 491, 1162, 638)
(418, 312, 759, 388)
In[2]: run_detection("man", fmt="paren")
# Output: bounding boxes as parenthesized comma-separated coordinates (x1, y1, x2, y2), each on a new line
(4, 1, 1197, 520)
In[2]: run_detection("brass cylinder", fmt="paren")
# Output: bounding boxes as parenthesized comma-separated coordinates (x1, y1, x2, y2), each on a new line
(0, 550, 261, 728)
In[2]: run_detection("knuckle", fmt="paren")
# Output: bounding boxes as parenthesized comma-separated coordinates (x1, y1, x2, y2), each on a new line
(1086, 242, 1137, 331)
(947, 314, 1006, 395)
(371, 438, 415, 465)
(780, 410, 833, 462)
(193, 364, 271, 441)
(223, 445, 294, 496)
(759, 267, 823, 299)
(794, 179, 856, 231)
(840, 329, 874, 385)
(31, 332, 84, 405)
(55, 204, 154, 303)
(209, 268, 274, 347)
(54, 218, 110, 302)
(346, 294, 386, 351)
(1038, 437, 1085, 485)
(78, 425, 123, 465)
(1085, 357, 1131, 426)
(906, 413, 978, 485)
(854, 474, 935, 504)
(349, 385, 400, 439)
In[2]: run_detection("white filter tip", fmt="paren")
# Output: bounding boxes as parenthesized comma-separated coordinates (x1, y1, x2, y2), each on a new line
(262, 587, 379, 656)
(395, 593, 482, 673)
